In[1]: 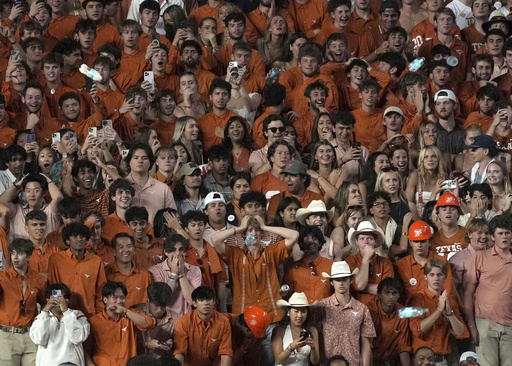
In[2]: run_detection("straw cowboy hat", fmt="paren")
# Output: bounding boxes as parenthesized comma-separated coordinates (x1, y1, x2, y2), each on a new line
(347, 220, 385, 248)
(321, 261, 359, 279)
(296, 200, 334, 225)
(277, 292, 319, 308)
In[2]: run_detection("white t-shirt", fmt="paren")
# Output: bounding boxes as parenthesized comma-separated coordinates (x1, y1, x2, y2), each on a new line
(447, 0, 474, 30)
(127, 0, 186, 35)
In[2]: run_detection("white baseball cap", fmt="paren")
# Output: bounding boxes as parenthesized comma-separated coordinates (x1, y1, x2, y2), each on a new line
(434, 89, 456, 102)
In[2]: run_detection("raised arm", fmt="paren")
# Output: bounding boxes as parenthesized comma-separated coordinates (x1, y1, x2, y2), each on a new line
(254, 215, 299, 250)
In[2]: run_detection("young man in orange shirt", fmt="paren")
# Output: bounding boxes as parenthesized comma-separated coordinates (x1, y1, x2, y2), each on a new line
(228, 41, 265, 94)
(113, 86, 148, 143)
(252, 83, 286, 149)
(286, 0, 327, 38)
(198, 79, 240, 150)
(88, 281, 155, 366)
(151, 90, 177, 146)
(92, 56, 125, 118)
(101, 178, 134, 244)
(150, 43, 179, 92)
(179, 40, 217, 100)
(105, 233, 152, 307)
(431, 192, 468, 259)
(458, 54, 494, 117)
(353, 79, 385, 150)
(84, 0, 122, 52)
(349, 0, 379, 36)
(464, 84, 501, 132)
(47, 0, 79, 39)
(126, 206, 165, 269)
(248, 0, 296, 37)
(46, 197, 83, 251)
(25, 210, 60, 278)
(295, 80, 329, 148)
(53, 38, 88, 91)
(48, 223, 107, 317)
(0, 238, 46, 365)
(367, 277, 411, 366)
(174, 286, 232, 366)
(408, 259, 467, 362)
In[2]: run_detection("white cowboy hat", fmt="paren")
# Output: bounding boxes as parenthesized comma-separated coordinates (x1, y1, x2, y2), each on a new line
(277, 292, 319, 308)
(321, 261, 359, 279)
(296, 200, 334, 225)
(347, 220, 385, 248)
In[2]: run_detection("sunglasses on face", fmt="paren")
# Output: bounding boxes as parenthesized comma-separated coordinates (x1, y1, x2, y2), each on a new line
(268, 127, 285, 133)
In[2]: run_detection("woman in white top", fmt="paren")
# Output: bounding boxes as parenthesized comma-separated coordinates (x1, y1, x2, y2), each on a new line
(272, 292, 320, 366)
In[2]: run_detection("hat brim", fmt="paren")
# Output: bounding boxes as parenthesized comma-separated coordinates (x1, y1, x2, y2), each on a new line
(347, 227, 385, 248)
(321, 268, 359, 279)
(483, 19, 512, 36)
(296, 207, 335, 225)
(276, 299, 320, 309)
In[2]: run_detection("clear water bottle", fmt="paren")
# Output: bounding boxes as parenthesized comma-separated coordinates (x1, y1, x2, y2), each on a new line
(409, 57, 426, 72)
(398, 307, 429, 318)
(495, 1, 503, 11)
(280, 284, 290, 297)
(79, 64, 102, 82)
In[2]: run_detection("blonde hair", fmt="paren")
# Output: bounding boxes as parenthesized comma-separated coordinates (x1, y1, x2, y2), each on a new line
(375, 170, 407, 203)
(418, 122, 436, 149)
(263, 14, 290, 46)
(487, 160, 512, 194)
(172, 116, 196, 143)
(418, 145, 446, 182)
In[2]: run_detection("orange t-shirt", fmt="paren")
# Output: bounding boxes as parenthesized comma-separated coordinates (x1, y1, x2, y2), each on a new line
(359, 24, 386, 57)
(463, 111, 493, 132)
(409, 288, 468, 355)
(252, 107, 275, 149)
(313, 21, 360, 59)
(457, 80, 479, 118)
(134, 239, 165, 269)
(345, 252, 395, 305)
(173, 310, 233, 366)
(411, 18, 461, 50)
(0, 226, 10, 268)
(366, 299, 412, 363)
(251, 171, 288, 202)
(282, 255, 334, 303)
(213, 44, 265, 79)
(47, 249, 107, 317)
(29, 242, 62, 277)
(295, 111, 316, 148)
(247, 7, 296, 37)
(151, 118, 177, 145)
(353, 108, 385, 150)
(62, 69, 86, 91)
(105, 262, 153, 307)
(431, 226, 468, 260)
(185, 242, 228, 291)
(348, 11, 380, 36)
(189, 2, 224, 28)
(89, 309, 155, 366)
(48, 14, 79, 40)
(113, 112, 146, 144)
(197, 110, 240, 150)
(195, 68, 217, 100)
(0, 124, 16, 148)
(0, 267, 46, 327)
(46, 226, 66, 251)
(462, 24, 484, 54)
(93, 22, 123, 52)
(286, 0, 328, 38)
(10, 113, 61, 147)
(97, 88, 125, 118)
(154, 73, 180, 93)
(494, 72, 512, 101)
(118, 49, 149, 88)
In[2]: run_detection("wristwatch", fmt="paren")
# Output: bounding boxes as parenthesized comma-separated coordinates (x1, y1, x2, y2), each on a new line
(445, 310, 454, 317)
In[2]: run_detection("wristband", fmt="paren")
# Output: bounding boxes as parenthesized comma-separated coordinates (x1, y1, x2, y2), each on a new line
(168, 277, 177, 283)
(401, 232, 408, 236)
(233, 228, 237, 236)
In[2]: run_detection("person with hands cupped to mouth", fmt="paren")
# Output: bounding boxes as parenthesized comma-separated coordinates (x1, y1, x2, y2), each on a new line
(272, 292, 320, 366)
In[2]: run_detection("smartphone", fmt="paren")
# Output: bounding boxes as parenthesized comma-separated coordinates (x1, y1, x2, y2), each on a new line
(26, 134, 36, 143)
(121, 149, 129, 158)
(102, 120, 114, 140)
(270, 68, 280, 78)
(299, 330, 311, 339)
(126, 90, 135, 103)
(228, 61, 238, 78)
(14, 0, 21, 5)
(353, 142, 362, 149)
(151, 34, 160, 44)
(11, 50, 20, 61)
(85, 75, 94, 93)
(52, 132, 61, 143)
(52, 289, 62, 297)
(144, 71, 155, 91)
(88, 127, 97, 137)
(69, 132, 77, 144)
(442, 180, 457, 189)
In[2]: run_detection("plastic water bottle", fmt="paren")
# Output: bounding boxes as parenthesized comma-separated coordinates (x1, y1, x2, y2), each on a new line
(446, 56, 459, 67)
(280, 285, 290, 297)
(398, 307, 429, 318)
(495, 1, 503, 11)
(409, 57, 425, 72)
(79, 64, 102, 82)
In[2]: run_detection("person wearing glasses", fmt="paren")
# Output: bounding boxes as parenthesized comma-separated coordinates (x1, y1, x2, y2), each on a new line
(250, 114, 286, 176)
(0, 238, 46, 366)
(282, 226, 334, 304)
(181, 209, 227, 312)
(149, 233, 201, 317)
(345, 219, 394, 305)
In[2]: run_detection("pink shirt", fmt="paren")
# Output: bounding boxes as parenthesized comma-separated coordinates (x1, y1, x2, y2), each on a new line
(126, 175, 176, 225)
(148, 261, 202, 316)
(12, 203, 60, 240)
(314, 295, 376, 365)
(449, 245, 476, 289)
(467, 246, 512, 326)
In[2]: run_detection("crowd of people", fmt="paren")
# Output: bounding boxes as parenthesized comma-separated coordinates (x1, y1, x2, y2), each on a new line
(1, 0, 512, 364)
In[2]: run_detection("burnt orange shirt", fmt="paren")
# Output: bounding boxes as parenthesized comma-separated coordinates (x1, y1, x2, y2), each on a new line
(62, 69, 86, 91)
(345, 252, 395, 305)
(119, 49, 148, 88)
(185, 241, 228, 291)
(151, 117, 177, 145)
(46, 226, 66, 251)
(409, 288, 468, 355)
(41, 82, 91, 123)
(267, 189, 325, 218)
(189, 2, 224, 28)
(494, 72, 512, 101)
(222, 240, 289, 323)
(48, 249, 107, 317)
(395, 252, 456, 299)
(247, 7, 296, 37)
(252, 107, 276, 148)
(463, 111, 493, 132)
(113, 112, 146, 144)
(101, 212, 155, 247)
(431, 226, 468, 259)
(29, 242, 62, 277)
(97, 88, 125, 118)
(10, 112, 61, 147)
(93, 22, 123, 52)
(105, 262, 152, 307)
(462, 24, 484, 54)
(397, 97, 424, 136)
(134, 239, 165, 269)
(0, 267, 46, 327)
(0, 226, 10, 268)
(367, 299, 412, 363)
(86, 241, 116, 267)
(173, 310, 233, 366)
(457, 80, 479, 118)
(411, 18, 461, 50)
(287, 0, 328, 38)
(353, 107, 385, 150)
(359, 23, 386, 57)
(313, 22, 360, 58)
(348, 11, 379, 36)
(214, 44, 265, 79)
(295, 111, 315, 148)
(89, 308, 155, 366)
(112, 70, 134, 94)
(251, 171, 288, 202)
(282, 255, 334, 303)
(0, 124, 16, 150)
(198, 110, 240, 150)
(155, 73, 180, 93)
(48, 14, 79, 40)
(65, 102, 109, 142)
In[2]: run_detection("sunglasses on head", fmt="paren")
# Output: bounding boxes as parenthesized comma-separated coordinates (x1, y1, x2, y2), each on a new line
(381, 167, 399, 173)
(268, 127, 285, 133)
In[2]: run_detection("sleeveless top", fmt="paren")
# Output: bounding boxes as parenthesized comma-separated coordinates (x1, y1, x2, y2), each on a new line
(277, 325, 311, 366)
